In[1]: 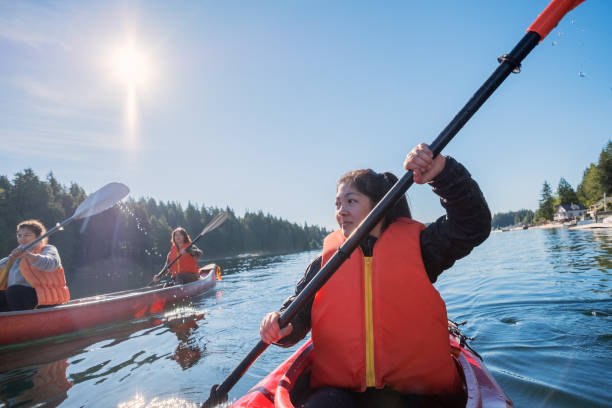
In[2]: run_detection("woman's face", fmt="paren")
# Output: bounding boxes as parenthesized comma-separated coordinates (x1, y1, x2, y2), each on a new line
(335, 182, 374, 238)
(174, 231, 186, 246)
(16, 227, 37, 246)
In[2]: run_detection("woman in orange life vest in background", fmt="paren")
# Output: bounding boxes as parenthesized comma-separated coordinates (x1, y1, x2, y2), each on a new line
(153, 227, 203, 285)
(0, 219, 69, 312)
(260, 143, 491, 407)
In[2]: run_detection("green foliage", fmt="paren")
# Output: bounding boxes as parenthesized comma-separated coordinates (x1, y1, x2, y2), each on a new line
(556, 177, 579, 206)
(598, 141, 612, 195)
(537, 181, 555, 221)
(576, 164, 602, 206)
(492, 209, 534, 228)
(576, 141, 611, 207)
(0, 169, 328, 281)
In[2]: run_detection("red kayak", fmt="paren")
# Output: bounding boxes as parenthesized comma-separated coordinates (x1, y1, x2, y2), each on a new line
(0, 264, 220, 347)
(232, 321, 513, 407)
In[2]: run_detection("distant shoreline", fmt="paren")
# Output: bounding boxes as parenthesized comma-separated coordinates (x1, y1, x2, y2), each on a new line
(493, 220, 612, 232)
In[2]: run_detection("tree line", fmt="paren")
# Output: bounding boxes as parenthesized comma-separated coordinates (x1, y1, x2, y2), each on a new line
(0, 169, 328, 279)
(492, 140, 612, 228)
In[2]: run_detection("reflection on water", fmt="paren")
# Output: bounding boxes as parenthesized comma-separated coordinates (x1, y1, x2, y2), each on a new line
(168, 312, 205, 370)
(0, 308, 209, 407)
(1, 360, 72, 408)
(545, 229, 612, 274)
(0, 231, 611, 407)
(27, 360, 72, 407)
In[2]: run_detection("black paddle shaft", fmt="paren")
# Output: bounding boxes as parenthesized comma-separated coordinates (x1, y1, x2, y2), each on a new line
(201, 31, 542, 408)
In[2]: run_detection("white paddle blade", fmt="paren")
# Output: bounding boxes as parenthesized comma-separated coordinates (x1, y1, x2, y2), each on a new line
(73, 182, 130, 220)
(201, 212, 229, 235)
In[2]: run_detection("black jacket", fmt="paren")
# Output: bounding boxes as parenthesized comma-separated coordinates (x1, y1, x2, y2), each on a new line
(276, 157, 491, 347)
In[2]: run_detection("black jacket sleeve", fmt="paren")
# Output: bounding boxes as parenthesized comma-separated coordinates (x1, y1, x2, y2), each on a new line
(274, 256, 321, 347)
(420, 157, 491, 283)
(186, 244, 203, 258)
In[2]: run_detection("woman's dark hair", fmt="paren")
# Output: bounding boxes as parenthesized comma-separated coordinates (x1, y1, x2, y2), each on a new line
(16, 219, 48, 245)
(171, 227, 192, 248)
(337, 169, 411, 231)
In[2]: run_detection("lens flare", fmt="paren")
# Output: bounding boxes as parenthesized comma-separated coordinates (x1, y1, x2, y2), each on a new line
(109, 38, 154, 148)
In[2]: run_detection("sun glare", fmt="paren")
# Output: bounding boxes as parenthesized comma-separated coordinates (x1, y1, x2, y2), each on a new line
(109, 38, 155, 148)
(112, 42, 152, 88)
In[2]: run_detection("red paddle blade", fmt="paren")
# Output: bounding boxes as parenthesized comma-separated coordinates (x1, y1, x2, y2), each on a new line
(527, 0, 585, 41)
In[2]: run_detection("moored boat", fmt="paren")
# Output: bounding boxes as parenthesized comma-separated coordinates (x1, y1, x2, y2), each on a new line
(0, 263, 220, 347)
(232, 320, 513, 407)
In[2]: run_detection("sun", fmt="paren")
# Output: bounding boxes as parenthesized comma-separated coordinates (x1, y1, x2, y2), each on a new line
(111, 41, 152, 88)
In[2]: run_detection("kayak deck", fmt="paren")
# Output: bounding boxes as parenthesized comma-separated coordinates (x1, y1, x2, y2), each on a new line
(232, 321, 513, 407)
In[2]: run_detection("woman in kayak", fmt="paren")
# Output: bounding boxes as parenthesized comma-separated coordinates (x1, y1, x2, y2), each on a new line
(0, 219, 69, 311)
(259, 143, 491, 407)
(153, 227, 203, 284)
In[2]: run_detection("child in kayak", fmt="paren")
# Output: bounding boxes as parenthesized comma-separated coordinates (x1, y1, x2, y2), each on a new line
(259, 142, 491, 407)
(153, 227, 203, 284)
(0, 219, 68, 311)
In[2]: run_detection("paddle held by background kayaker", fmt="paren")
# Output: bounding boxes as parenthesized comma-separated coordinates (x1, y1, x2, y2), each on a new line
(153, 227, 203, 284)
(259, 142, 492, 407)
(0, 219, 69, 312)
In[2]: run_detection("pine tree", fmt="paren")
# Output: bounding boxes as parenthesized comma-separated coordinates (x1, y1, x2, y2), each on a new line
(538, 181, 555, 221)
(557, 178, 579, 205)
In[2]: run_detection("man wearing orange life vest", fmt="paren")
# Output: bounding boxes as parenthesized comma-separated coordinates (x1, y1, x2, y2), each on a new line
(0, 220, 69, 311)
(260, 143, 491, 407)
(153, 227, 203, 285)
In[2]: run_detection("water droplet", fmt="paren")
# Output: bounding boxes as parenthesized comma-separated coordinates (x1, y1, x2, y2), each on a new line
(570, 19, 574, 25)
(579, 71, 586, 78)
(552, 41, 558, 46)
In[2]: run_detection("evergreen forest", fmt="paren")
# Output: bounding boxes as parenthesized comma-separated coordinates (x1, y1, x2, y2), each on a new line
(0, 169, 328, 285)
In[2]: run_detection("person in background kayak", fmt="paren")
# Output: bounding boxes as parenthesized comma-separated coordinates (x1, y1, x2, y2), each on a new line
(0, 219, 69, 311)
(259, 143, 491, 407)
(153, 227, 203, 284)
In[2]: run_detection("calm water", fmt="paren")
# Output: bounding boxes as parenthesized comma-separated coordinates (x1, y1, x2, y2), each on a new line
(0, 228, 610, 407)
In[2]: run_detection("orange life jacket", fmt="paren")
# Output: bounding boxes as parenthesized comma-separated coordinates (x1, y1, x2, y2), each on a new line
(311, 217, 461, 395)
(168, 243, 199, 277)
(18, 246, 70, 306)
(0, 260, 11, 290)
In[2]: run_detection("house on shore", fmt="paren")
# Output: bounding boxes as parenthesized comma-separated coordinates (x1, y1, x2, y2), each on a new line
(554, 203, 587, 221)
(588, 197, 610, 218)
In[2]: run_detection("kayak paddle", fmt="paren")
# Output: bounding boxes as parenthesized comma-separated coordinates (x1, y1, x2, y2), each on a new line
(0, 182, 130, 268)
(200, 0, 585, 406)
(151, 211, 229, 284)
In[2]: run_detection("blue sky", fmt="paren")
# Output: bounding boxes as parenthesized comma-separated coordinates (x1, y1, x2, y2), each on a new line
(1, 1, 610, 230)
